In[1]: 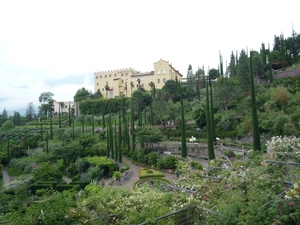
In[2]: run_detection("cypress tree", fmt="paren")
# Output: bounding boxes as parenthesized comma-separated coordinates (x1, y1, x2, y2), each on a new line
(110, 113, 114, 159)
(268, 43, 273, 83)
(180, 83, 187, 158)
(68, 102, 71, 127)
(209, 77, 216, 143)
(118, 112, 122, 163)
(102, 103, 106, 128)
(114, 120, 118, 162)
(40, 119, 43, 141)
(58, 105, 61, 128)
(81, 115, 85, 134)
(127, 115, 131, 153)
(206, 74, 215, 161)
(46, 131, 49, 154)
(131, 99, 135, 152)
(92, 114, 95, 135)
(249, 51, 261, 151)
(219, 51, 224, 75)
(106, 120, 110, 158)
(49, 114, 52, 139)
(72, 118, 75, 141)
(144, 108, 147, 125)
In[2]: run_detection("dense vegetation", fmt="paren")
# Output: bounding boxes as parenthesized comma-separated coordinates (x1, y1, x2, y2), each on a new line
(1, 30, 300, 224)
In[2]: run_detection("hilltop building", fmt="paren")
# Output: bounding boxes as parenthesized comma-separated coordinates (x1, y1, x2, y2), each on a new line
(53, 100, 80, 116)
(94, 59, 183, 98)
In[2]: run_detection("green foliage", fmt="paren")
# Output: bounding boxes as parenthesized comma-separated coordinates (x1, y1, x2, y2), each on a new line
(87, 166, 104, 181)
(157, 156, 178, 170)
(33, 162, 63, 182)
(147, 152, 159, 165)
(1, 120, 14, 130)
(113, 171, 122, 180)
(135, 125, 164, 149)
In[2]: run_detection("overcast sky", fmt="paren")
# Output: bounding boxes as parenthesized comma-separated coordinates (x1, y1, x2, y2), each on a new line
(0, 0, 299, 115)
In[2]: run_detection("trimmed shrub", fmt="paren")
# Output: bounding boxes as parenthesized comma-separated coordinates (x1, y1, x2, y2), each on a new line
(72, 175, 80, 182)
(146, 169, 153, 174)
(35, 189, 44, 197)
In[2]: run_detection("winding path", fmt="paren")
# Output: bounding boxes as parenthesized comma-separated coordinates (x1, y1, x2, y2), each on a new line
(121, 157, 177, 189)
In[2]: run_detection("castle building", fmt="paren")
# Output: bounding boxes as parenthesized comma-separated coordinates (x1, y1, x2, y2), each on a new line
(94, 59, 183, 98)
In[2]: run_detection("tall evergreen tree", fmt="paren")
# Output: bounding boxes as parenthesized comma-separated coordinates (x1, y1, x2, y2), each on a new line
(205, 74, 215, 161)
(187, 64, 194, 91)
(228, 51, 237, 78)
(114, 120, 118, 162)
(268, 43, 273, 83)
(237, 49, 250, 94)
(110, 113, 114, 159)
(118, 111, 122, 163)
(180, 83, 187, 158)
(106, 120, 110, 158)
(92, 114, 95, 135)
(58, 104, 62, 128)
(219, 51, 224, 75)
(209, 78, 216, 143)
(260, 43, 267, 65)
(68, 102, 71, 127)
(46, 131, 49, 154)
(249, 51, 261, 151)
(131, 99, 135, 152)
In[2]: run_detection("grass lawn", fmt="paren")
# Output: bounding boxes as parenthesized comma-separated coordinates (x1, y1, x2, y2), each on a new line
(139, 168, 164, 179)
(7, 168, 23, 176)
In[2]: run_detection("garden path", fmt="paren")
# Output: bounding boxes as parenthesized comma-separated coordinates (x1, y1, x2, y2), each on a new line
(121, 157, 177, 190)
(63, 176, 72, 184)
(2, 168, 11, 187)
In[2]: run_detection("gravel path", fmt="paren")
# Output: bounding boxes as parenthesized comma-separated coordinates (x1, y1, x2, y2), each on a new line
(2, 168, 11, 187)
(122, 157, 177, 189)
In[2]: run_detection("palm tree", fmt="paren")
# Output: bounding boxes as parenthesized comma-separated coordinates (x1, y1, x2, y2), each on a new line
(105, 84, 110, 98)
(130, 81, 134, 94)
(137, 78, 141, 89)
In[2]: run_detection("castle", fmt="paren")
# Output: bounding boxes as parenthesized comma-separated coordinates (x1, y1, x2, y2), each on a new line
(94, 59, 183, 98)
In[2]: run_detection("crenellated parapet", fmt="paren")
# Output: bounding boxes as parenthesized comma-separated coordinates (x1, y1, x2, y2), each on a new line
(94, 67, 137, 75)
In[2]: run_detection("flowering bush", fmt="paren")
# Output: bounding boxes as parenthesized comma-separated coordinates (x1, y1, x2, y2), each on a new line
(266, 136, 300, 160)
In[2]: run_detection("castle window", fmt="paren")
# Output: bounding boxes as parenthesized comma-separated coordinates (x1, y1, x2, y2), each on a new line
(162, 69, 166, 74)
(105, 75, 107, 78)
(157, 69, 161, 74)
(109, 74, 112, 77)
(100, 76, 102, 78)
(126, 73, 128, 76)
(106, 81, 108, 85)
(121, 73, 124, 77)
(97, 83, 99, 86)
(163, 78, 166, 83)
(114, 74, 117, 77)
(157, 78, 160, 83)
(96, 76, 98, 79)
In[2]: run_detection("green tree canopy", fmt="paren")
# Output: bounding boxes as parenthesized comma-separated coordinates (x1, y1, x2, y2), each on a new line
(33, 162, 63, 182)
(213, 76, 241, 113)
(74, 87, 93, 102)
(135, 125, 164, 149)
(162, 80, 180, 103)
(1, 119, 14, 130)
